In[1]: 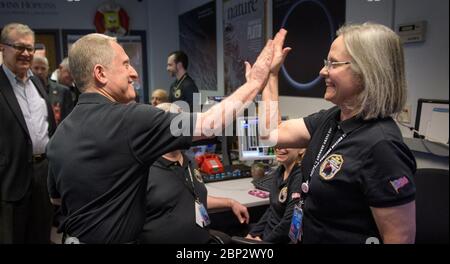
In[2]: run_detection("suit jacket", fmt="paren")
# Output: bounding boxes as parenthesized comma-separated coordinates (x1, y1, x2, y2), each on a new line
(47, 81, 74, 124)
(0, 67, 56, 202)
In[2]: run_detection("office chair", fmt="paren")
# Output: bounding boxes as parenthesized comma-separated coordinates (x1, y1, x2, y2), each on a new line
(209, 229, 232, 244)
(231, 236, 272, 244)
(414, 168, 449, 244)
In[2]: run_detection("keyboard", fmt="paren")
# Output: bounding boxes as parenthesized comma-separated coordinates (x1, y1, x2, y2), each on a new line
(252, 173, 273, 192)
(201, 164, 251, 183)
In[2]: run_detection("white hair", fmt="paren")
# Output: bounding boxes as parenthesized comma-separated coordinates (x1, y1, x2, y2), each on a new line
(337, 22, 407, 119)
(68, 33, 116, 92)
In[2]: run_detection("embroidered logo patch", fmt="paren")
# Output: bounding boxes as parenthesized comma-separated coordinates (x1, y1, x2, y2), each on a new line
(278, 187, 288, 203)
(319, 154, 344, 180)
(194, 169, 203, 183)
(390, 176, 410, 193)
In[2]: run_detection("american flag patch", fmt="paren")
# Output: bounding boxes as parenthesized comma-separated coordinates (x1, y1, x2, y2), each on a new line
(390, 176, 410, 193)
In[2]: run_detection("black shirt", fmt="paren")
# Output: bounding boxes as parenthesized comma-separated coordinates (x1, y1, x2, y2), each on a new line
(47, 93, 195, 243)
(169, 74, 199, 112)
(140, 154, 209, 244)
(301, 106, 416, 244)
(249, 164, 302, 243)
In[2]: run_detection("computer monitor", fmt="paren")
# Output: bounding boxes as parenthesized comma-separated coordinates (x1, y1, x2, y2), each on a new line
(414, 99, 449, 144)
(237, 116, 276, 161)
(191, 144, 216, 158)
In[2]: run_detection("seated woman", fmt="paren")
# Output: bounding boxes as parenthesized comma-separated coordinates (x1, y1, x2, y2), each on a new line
(139, 103, 249, 244)
(245, 148, 305, 243)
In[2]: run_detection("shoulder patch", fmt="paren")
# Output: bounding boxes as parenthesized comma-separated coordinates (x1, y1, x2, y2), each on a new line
(390, 176, 410, 193)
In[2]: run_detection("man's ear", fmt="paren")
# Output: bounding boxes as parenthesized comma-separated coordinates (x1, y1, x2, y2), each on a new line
(93, 64, 107, 85)
(176, 62, 183, 71)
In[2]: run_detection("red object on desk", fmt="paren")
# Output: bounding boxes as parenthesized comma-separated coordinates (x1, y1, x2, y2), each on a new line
(196, 154, 224, 175)
(248, 189, 270, 199)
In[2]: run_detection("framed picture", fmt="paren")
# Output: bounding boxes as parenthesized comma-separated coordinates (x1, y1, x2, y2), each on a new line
(62, 30, 149, 103)
(34, 29, 61, 73)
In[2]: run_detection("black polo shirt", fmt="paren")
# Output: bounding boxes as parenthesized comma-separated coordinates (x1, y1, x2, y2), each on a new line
(301, 106, 416, 244)
(169, 74, 199, 112)
(47, 93, 195, 243)
(249, 164, 302, 243)
(140, 154, 209, 244)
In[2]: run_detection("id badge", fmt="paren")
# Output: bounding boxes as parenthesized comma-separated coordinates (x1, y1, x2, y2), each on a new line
(195, 201, 210, 227)
(288, 204, 303, 243)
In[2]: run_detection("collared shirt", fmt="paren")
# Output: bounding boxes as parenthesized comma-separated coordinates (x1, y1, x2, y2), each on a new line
(140, 154, 209, 244)
(301, 106, 416, 244)
(249, 164, 302, 243)
(2, 64, 49, 154)
(47, 93, 195, 244)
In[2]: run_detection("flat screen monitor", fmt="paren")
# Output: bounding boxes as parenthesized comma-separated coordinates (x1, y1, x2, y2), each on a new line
(191, 144, 216, 158)
(414, 99, 449, 144)
(237, 116, 276, 161)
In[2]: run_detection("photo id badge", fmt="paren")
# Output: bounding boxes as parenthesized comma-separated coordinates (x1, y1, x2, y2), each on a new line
(195, 201, 210, 227)
(288, 204, 303, 243)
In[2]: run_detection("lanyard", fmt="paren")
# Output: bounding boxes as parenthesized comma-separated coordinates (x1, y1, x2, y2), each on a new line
(174, 74, 188, 91)
(308, 126, 347, 180)
(186, 165, 200, 202)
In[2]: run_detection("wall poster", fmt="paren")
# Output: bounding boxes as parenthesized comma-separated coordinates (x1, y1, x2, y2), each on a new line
(273, 0, 345, 98)
(223, 0, 266, 95)
(179, 1, 217, 91)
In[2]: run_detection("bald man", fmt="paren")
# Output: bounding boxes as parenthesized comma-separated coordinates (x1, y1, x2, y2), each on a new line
(150, 89, 168, 106)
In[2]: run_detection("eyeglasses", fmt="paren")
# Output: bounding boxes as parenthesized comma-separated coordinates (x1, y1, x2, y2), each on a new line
(2, 43, 35, 53)
(323, 59, 351, 69)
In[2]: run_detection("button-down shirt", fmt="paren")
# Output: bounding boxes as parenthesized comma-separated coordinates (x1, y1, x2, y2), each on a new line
(2, 64, 49, 154)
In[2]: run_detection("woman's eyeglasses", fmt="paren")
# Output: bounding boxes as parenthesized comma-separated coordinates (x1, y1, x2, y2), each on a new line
(323, 59, 351, 69)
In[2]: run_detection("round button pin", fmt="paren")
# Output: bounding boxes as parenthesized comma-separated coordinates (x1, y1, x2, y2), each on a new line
(301, 182, 309, 193)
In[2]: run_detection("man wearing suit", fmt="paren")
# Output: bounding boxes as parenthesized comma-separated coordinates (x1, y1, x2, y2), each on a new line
(0, 23, 56, 243)
(32, 55, 74, 125)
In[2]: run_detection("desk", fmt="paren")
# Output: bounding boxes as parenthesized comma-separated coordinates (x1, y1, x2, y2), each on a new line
(206, 177, 269, 234)
(404, 137, 449, 170)
(206, 177, 269, 208)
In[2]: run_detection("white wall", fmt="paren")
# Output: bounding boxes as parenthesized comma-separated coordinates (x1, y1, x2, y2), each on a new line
(395, 0, 449, 136)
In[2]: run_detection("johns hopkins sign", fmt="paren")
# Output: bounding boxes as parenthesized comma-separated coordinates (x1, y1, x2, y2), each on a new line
(0, 0, 59, 16)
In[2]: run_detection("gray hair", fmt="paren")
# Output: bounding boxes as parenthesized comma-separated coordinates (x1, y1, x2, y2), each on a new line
(68, 33, 116, 92)
(59, 57, 70, 70)
(337, 22, 406, 119)
(1, 23, 34, 43)
(32, 55, 49, 69)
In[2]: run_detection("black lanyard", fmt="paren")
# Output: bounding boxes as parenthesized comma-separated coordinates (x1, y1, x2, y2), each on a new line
(187, 166, 201, 202)
(170, 160, 200, 202)
(174, 74, 187, 91)
(308, 126, 347, 181)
